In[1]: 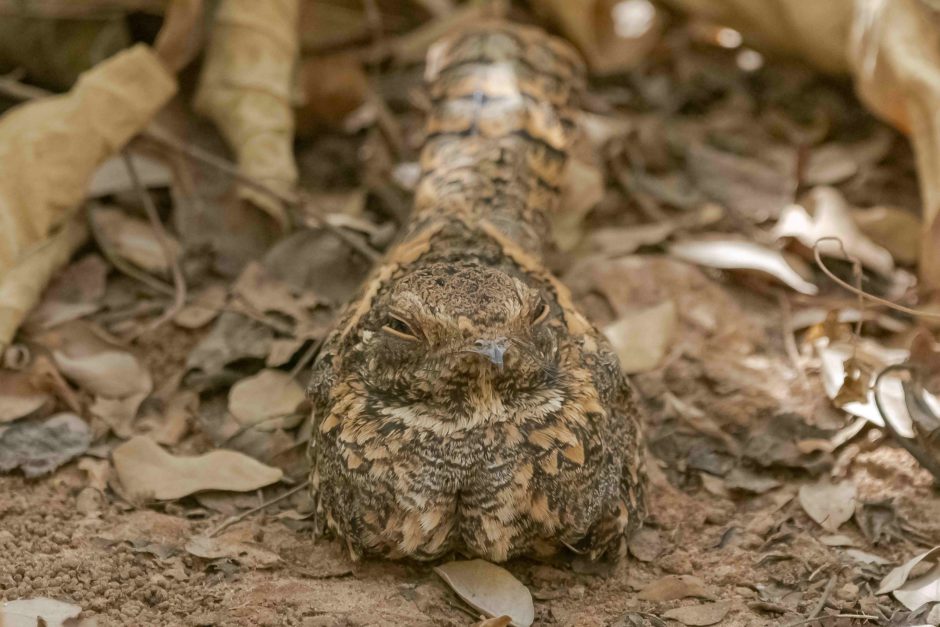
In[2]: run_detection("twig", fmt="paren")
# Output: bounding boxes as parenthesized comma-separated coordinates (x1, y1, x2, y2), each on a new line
(777, 291, 812, 394)
(289, 339, 323, 380)
(807, 574, 837, 621)
(874, 364, 940, 483)
(206, 482, 309, 538)
(122, 151, 188, 337)
(813, 237, 940, 320)
(783, 614, 879, 627)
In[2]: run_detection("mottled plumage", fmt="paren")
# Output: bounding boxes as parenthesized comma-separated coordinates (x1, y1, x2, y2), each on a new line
(307, 21, 647, 562)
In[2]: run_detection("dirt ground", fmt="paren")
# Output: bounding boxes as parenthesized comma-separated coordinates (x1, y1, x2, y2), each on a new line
(2, 6, 940, 627)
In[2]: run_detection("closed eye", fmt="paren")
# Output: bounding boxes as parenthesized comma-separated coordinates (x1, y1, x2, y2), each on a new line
(382, 315, 419, 341)
(531, 301, 550, 325)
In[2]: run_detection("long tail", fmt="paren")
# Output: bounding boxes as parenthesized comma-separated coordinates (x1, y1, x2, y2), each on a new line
(414, 21, 586, 253)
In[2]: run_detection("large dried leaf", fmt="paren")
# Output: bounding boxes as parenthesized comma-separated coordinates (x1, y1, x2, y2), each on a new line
(0, 370, 51, 423)
(668, 239, 818, 295)
(662, 601, 732, 626)
(434, 560, 534, 627)
(112, 435, 282, 500)
(194, 0, 300, 229)
(0, 413, 91, 477)
(0, 44, 176, 346)
(894, 563, 940, 611)
(603, 300, 676, 374)
(24, 254, 108, 331)
(774, 186, 895, 277)
(637, 575, 715, 602)
(90, 205, 182, 275)
(185, 533, 280, 569)
(798, 478, 856, 532)
(0, 597, 82, 627)
(878, 547, 940, 595)
(228, 369, 306, 430)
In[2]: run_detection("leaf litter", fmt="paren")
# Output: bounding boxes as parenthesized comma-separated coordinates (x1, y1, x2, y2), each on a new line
(1, 2, 940, 626)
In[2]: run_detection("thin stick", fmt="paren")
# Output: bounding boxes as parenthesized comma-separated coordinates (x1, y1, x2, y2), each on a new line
(122, 152, 188, 336)
(783, 614, 879, 627)
(807, 574, 837, 621)
(777, 291, 811, 393)
(289, 339, 323, 380)
(206, 482, 309, 538)
(813, 237, 940, 319)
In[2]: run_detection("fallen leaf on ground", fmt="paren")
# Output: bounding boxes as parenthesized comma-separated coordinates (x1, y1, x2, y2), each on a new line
(894, 563, 940, 611)
(112, 435, 282, 500)
(0, 597, 82, 627)
(637, 575, 715, 602)
(603, 300, 676, 373)
(0, 370, 51, 423)
(799, 478, 856, 532)
(173, 283, 227, 329)
(723, 467, 781, 494)
(878, 547, 940, 595)
(819, 534, 855, 547)
(434, 560, 534, 627)
(662, 600, 732, 626)
(228, 369, 306, 430)
(668, 239, 818, 295)
(774, 186, 894, 277)
(296, 54, 369, 131)
(90, 205, 182, 276)
(194, 0, 300, 229)
(0, 413, 91, 477)
(232, 261, 317, 326)
(853, 205, 922, 266)
(845, 549, 891, 565)
(25, 254, 108, 331)
(472, 617, 512, 627)
(0, 44, 176, 346)
(89, 152, 173, 198)
(185, 534, 281, 569)
(628, 527, 663, 562)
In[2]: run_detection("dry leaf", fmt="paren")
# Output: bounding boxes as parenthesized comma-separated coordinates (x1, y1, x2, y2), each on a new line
(0, 370, 51, 423)
(472, 617, 512, 627)
(799, 478, 856, 532)
(668, 239, 818, 295)
(89, 153, 173, 199)
(185, 534, 280, 569)
(774, 186, 895, 277)
(723, 467, 780, 494)
(603, 300, 676, 374)
(173, 283, 227, 329)
(296, 54, 369, 132)
(228, 369, 306, 430)
(553, 152, 604, 252)
(878, 547, 940, 595)
(232, 261, 317, 325)
(112, 435, 282, 500)
(434, 560, 534, 627)
(154, 0, 206, 73)
(151, 390, 197, 446)
(542, 0, 663, 75)
(0, 413, 91, 478)
(25, 254, 108, 331)
(628, 527, 663, 562)
(91, 205, 182, 276)
(194, 0, 300, 229)
(0, 44, 176, 347)
(894, 563, 940, 611)
(853, 205, 922, 266)
(662, 600, 732, 626)
(637, 575, 715, 602)
(0, 597, 82, 627)
(845, 549, 891, 565)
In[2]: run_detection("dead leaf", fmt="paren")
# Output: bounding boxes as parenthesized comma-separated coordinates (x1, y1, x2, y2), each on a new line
(910, 331, 940, 396)
(0, 413, 91, 477)
(25, 254, 108, 332)
(90, 205, 182, 276)
(637, 575, 716, 602)
(662, 600, 732, 626)
(434, 560, 534, 627)
(228, 369, 306, 430)
(185, 534, 280, 569)
(154, 0, 206, 73)
(194, 0, 300, 229)
(173, 283, 227, 329)
(112, 435, 282, 500)
(853, 205, 922, 266)
(0, 44, 176, 346)
(296, 54, 369, 132)
(668, 239, 818, 295)
(0, 597, 82, 627)
(472, 617, 513, 627)
(878, 547, 940, 595)
(723, 467, 781, 494)
(0, 370, 51, 423)
(150, 390, 197, 446)
(799, 478, 856, 531)
(232, 261, 316, 325)
(553, 153, 604, 252)
(89, 153, 173, 199)
(845, 549, 891, 565)
(542, 0, 663, 75)
(819, 534, 855, 547)
(774, 186, 895, 277)
(603, 300, 676, 373)
(628, 527, 663, 562)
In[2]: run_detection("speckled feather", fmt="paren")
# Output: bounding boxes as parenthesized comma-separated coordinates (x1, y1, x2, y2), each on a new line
(307, 21, 647, 562)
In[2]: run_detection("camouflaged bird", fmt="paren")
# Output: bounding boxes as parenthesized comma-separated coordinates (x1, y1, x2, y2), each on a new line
(307, 21, 647, 562)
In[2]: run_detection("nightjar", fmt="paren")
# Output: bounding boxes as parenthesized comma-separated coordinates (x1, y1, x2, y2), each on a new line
(307, 21, 647, 562)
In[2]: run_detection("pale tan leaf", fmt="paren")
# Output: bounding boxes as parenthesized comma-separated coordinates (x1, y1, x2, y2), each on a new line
(112, 435, 283, 500)
(799, 479, 856, 532)
(173, 283, 227, 329)
(0, 44, 176, 346)
(0, 597, 82, 627)
(91, 205, 182, 275)
(154, 0, 206, 73)
(668, 239, 818, 295)
(662, 601, 732, 626)
(603, 300, 676, 374)
(434, 560, 534, 627)
(878, 547, 940, 595)
(0, 370, 51, 423)
(185, 534, 280, 569)
(228, 369, 305, 430)
(853, 205, 922, 266)
(194, 0, 300, 229)
(637, 575, 716, 602)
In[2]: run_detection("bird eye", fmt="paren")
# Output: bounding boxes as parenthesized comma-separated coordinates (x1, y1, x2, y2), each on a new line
(382, 315, 418, 340)
(531, 301, 550, 325)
